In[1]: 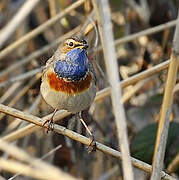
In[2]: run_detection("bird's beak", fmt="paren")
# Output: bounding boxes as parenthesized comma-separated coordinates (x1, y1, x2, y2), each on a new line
(75, 44, 89, 49)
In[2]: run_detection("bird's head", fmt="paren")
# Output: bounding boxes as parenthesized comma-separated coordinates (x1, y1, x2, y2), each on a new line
(59, 36, 88, 54)
(54, 37, 89, 81)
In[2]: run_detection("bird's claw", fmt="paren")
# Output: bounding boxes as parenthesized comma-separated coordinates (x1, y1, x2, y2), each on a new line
(87, 135, 96, 153)
(43, 120, 54, 133)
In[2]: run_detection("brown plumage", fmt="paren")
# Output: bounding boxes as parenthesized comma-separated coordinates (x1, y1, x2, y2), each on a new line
(47, 70, 92, 94)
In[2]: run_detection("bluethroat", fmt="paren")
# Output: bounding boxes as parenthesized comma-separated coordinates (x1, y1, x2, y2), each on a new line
(40, 36, 97, 150)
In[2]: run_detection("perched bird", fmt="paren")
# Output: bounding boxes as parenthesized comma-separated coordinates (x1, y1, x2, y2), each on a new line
(40, 36, 96, 148)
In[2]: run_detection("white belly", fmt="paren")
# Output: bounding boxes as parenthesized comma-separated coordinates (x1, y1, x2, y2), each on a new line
(40, 79, 96, 114)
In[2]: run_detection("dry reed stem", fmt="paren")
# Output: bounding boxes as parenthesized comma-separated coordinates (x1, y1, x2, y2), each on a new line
(162, 29, 170, 51)
(151, 12, 179, 180)
(0, 56, 168, 106)
(0, 18, 174, 80)
(97, 165, 119, 180)
(0, 4, 176, 61)
(48, 0, 56, 17)
(1, 110, 71, 142)
(0, 160, 57, 180)
(0, 67, 43, 88)
(93, 19, 177, 53)
(9, 145, 62, 180)
(4, 94, 41, 135)
(92, 0, 134, 179)
(0, 104, 176, 180)
(1, 59, 170, 142)
(0, 0, 41, 48)
(0, 17, 176, 80)
(10, 144, 62, 179)
(0, 26, 81, 80)
(0, 11, 94, 80)
(121, 77, 152, 103)
(0, 73, 41, 120)
(94, 59, 169, 102)
(0, 0, 85, 60)
(167, 154, 179, 173)
(0, 140, 76, 180)
(0, 140, 77, 180)
(0, 82, 22, 103)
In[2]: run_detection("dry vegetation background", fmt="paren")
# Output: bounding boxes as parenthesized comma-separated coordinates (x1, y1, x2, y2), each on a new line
(0, 0, 179, 180)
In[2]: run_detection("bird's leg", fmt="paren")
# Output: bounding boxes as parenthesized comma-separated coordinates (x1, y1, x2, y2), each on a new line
(78, 112, 96, 153)
(43, 108, 58, 133)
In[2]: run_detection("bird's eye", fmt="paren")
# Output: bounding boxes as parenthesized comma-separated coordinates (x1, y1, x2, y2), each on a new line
(68, 42, 74, 47)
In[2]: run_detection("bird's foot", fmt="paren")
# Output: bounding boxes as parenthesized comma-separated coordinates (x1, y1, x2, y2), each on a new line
(78, 112, 96, 153)
(43, 119, 54, 133)
(43, 108, 58, 133)
(87, 135, 96, 153)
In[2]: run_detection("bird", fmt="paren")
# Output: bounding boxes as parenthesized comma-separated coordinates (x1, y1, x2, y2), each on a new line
(40, 36, 97, 150)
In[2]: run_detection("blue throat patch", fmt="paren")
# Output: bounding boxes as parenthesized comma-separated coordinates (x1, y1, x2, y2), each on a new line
(54, 48, 88, 81)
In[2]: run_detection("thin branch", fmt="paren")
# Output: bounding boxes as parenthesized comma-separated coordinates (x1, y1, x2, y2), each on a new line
(48, 0, 57, 17)
(0, 104, 176, 180)
(93, 19, 177, 53)
(0, 26, 80, 80)
(126, 0, 150, 23)
(4, 94, 41, 135)
(94, 59, 169, 102)
(151, 11, 179, 180)
(0, 55, 170, 107)
(0, 140, 77, 180)
(92, 0, 133, 180)
(167, 154, 179, 173)
(1, 59, 170, 142)
(0, 67, 43, 88)
(0, 0, 41, 48)
(121, 77, 153, 103)
(0, 73, 41, 121)
(0, 160, 54, 180)
(0, 82, 22, 104)
(97, 165, 119, 180)
(9, 144, 62, 180)
(1, 109, 71, 142)
(0, 0, 85, 60)
(0, 18, 175, 79)
(0, 11, 95, 80)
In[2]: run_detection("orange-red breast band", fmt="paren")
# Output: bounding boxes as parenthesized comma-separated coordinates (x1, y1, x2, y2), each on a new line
(47, 71, 92, 94)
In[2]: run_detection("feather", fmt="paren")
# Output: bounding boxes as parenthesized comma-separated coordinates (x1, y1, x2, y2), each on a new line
(47, 70, 92, 94)
(54, 48, 88, 81)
